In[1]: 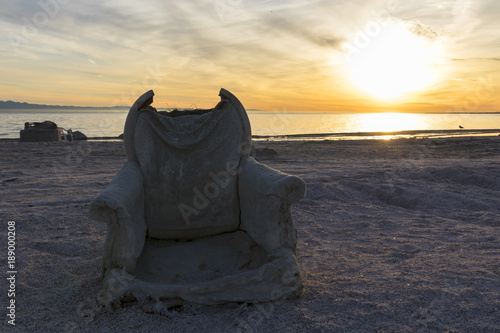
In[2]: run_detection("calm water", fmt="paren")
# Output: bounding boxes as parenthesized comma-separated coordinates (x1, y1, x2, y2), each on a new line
(1, 109, 500, 140)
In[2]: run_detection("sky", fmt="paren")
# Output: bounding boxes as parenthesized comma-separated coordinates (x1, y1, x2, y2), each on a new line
(0, 0, 499, 112)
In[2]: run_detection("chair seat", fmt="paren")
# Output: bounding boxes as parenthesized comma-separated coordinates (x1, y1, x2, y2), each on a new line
(135, 230, 267, 285)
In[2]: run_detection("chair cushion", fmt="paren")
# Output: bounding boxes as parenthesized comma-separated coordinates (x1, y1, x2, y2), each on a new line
(134, 100, 249, 239)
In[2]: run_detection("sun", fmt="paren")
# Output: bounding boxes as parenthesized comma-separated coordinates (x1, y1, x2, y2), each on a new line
(346, 22, 441, 100)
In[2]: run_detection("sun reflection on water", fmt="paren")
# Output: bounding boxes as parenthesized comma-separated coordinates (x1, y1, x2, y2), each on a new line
(356, 113, 427, 133)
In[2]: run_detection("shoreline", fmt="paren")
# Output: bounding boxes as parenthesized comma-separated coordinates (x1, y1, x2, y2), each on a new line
(253, 128, 500, 140)
(1, 129, 499, 143)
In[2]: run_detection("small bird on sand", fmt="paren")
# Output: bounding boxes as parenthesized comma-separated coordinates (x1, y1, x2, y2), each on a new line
(459, 125, 464, 129)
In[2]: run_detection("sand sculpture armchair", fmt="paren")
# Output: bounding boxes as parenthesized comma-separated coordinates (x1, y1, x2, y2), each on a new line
(90, 89, 306, 306)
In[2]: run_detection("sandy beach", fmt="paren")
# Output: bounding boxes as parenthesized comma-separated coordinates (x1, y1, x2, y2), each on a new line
(1, 137, 499, 333)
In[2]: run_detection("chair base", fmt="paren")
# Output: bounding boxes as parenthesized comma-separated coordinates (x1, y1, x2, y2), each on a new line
(100, 231, 303, 306)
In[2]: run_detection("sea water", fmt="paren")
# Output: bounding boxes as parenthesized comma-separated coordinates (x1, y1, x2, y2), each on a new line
(1, 110, 499, 140)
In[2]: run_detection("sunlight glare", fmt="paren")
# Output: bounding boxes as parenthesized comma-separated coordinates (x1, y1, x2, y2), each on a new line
(358, 113, 426, 133)
(348, 22, 441, 100)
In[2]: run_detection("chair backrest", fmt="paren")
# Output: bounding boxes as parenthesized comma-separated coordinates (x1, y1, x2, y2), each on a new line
(127, 89, 251, 239)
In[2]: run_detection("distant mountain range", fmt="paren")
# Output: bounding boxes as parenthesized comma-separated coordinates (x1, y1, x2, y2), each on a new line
(0, 100, 128, 110)
(0, 100, 269, 112)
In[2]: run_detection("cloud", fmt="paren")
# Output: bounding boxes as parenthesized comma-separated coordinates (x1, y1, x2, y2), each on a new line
(407, 21, 439, 41)
(257, 10, 342, 49)
(452, 58, 500, 62)
(0, 0, 499, 110)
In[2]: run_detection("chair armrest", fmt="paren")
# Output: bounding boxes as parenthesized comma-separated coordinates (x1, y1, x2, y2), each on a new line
(89, 161, 147, 272)
(238, 157, 306, 252)
(90, 161, 145, 222)
(239, 157, 306, 203)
